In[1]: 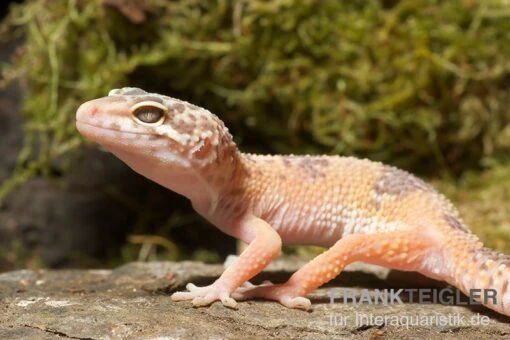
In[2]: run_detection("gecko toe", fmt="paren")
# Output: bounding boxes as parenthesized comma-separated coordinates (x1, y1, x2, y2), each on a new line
(192, 293, 216, 307)
(186, 283, 200, 291)
(220, 293, 238, 309)
(280, 296, 311, 310)
(172, 282, 238, 308)
(171, 291, 194, 301)
(232, 283, 311, 310)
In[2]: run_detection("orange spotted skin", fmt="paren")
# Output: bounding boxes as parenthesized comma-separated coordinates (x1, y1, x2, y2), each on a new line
(76, 88, 509, 316)
(224, 154, 445, 246)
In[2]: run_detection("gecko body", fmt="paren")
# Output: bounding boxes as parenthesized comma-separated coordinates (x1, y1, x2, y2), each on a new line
(76, 88, 510, 317)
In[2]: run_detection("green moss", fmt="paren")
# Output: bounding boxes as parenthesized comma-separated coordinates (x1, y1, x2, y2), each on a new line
(1, 0, 510, 263)
(2, 0, 510, 198)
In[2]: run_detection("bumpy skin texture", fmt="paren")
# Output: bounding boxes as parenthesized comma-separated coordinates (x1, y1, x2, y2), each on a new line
(76, 88, 510, 316)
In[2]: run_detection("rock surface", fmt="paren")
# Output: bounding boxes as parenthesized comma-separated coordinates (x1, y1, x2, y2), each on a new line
(1, 260, 509, 339)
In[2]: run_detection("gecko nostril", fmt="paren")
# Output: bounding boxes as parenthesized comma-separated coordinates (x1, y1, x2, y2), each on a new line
(90, 106, 98, 116)
(76, 101, 98, 121)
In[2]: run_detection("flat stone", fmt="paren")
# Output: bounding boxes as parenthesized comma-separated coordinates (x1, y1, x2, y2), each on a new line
(0, 260, 509, 339)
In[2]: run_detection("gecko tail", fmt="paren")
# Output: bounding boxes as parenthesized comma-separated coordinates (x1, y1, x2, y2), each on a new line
(448, 236, 510, 316)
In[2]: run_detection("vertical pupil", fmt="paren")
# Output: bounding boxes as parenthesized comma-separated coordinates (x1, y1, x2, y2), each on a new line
(135, 106, 164, 123)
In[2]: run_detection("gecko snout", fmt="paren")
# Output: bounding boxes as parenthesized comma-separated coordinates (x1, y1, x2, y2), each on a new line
(76, 96, 131, 124)
(76, 101, 98, 122)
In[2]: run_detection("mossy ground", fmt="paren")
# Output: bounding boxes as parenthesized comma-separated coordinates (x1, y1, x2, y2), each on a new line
(1, 0, 509, 266)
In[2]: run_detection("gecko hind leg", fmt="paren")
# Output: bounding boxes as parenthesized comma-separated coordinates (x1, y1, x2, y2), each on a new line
(232, 231, 436, 309)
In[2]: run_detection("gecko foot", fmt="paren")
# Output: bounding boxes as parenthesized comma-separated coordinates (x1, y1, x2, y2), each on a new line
(232, 281, 311, 310)
(171, 282, 237, 309)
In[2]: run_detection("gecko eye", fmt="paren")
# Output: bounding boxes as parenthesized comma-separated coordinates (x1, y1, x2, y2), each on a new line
(131, 101, 167, 126)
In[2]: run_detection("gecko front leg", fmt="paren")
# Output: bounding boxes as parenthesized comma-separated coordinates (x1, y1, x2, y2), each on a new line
(171, 215, 282, 308)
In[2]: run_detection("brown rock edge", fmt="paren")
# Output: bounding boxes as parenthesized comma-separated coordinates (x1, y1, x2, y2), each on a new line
(0, 260, 509, 339)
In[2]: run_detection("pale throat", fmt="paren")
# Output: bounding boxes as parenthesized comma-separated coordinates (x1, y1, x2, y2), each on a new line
(106, 142, 219, 213)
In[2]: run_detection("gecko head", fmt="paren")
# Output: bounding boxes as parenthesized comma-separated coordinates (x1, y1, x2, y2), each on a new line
(76, 87, 236, 172)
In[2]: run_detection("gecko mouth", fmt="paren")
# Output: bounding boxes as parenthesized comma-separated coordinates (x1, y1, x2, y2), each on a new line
(76, 121, 158, 137)
(76, 121, 192, 168)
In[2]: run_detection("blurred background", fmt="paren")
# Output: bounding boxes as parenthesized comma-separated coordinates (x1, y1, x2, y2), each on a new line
(0, 0, 509, 272)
